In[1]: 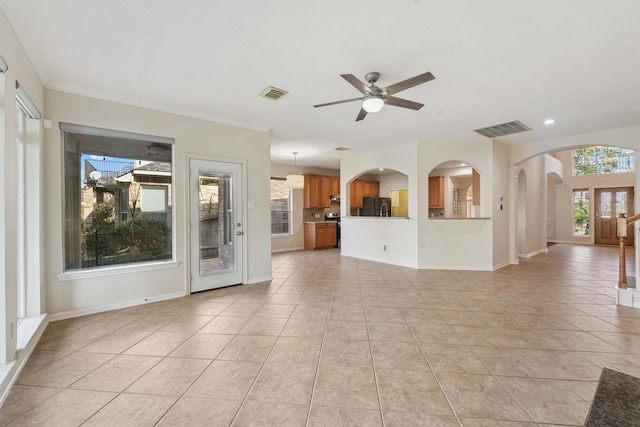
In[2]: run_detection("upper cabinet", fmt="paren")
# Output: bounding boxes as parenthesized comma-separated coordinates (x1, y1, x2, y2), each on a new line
(331, 177, 340, 195)
(350, 179, 379, 208)
(472, 168, 480, 206)
(304, 174, 335, 208)
(428, 176, 444, 208)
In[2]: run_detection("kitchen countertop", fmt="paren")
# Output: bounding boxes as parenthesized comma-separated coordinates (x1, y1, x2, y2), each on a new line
(428, 217, 491, 220)
(342, 216, 410, 220)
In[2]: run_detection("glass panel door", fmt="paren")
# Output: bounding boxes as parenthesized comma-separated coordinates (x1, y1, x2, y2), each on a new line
(190, 159, 243, 292)
(595, 187, 634, 246)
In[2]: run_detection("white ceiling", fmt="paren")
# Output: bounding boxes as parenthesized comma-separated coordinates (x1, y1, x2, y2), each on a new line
(2, 0, 639, 169)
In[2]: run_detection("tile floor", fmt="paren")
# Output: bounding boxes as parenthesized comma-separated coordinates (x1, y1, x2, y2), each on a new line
(1, 243, 639, 426)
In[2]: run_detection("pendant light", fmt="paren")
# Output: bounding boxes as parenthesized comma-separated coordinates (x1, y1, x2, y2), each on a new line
(286, 152, 304, 189)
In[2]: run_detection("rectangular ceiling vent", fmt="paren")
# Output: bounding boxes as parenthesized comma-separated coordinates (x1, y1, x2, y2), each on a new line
(473, 120, 531, 138)
(260, 86, 288, 101)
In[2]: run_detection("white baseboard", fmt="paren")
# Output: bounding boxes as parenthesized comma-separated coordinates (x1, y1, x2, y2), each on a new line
(246, 275, 273, 285)
(47, 291, 186, 322)
(0, 314, 49, 407)
(517, 248, 547, 259)
(492, 261, 512, 270)
(271, 246, 304, 253)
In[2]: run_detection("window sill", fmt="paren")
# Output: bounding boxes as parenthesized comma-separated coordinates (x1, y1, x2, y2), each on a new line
(271, 234, 294, 239)
(56, 260, 180, 282)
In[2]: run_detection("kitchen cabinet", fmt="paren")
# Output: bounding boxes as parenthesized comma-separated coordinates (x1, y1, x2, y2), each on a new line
(363, 180, 379, 198)
(331, 177, 340, 195)
(320, 176, 332, 206)
(304, 174, 332, 208)
(429, 176, 444, 208)
(350, 179, 379, 208)
(304, 222, 337, 249)
(472, 168, 480, 206)
(350, 180, 364, 208)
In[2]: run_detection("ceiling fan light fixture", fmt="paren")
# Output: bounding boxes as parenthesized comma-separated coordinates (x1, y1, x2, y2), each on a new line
(362, 95, 384, 113)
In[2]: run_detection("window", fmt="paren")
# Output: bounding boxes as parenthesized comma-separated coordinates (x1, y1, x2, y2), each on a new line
(16, 103, 26, 319)
(15, 81, 42, 319)
(62, 123, 174, 271)
(140, 185, 168, 223)
(271, 178, 292, 235)
(573, 189, 590, 236)
(573, 146, 635, 176)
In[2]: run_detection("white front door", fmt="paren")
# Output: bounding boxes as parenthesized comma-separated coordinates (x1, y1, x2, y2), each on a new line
(189, 158, 243, 292)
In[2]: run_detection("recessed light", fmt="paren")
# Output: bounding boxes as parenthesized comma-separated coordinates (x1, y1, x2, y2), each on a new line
(460, 163, 467, 166)
(379, 168, 384, 171)
(544, 118, 555, 125)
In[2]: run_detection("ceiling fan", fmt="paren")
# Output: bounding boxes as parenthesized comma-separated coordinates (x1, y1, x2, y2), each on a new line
(313, 71, 435, 121)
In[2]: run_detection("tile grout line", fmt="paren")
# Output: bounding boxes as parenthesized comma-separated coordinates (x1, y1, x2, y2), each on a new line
(362, 272, 386, 427)
(304, 278, 334, 427)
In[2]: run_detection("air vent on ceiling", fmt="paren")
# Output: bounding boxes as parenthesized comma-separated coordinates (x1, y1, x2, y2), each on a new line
(260, 86, 288, 100)
(334, 147, 350, 151)
(473, 120, 531, 138)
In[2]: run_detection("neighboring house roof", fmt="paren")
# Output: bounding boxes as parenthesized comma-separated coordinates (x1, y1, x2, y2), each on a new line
(133, 161, 171, 176)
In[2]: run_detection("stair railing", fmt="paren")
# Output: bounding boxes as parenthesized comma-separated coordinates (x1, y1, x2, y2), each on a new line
(618, 213, 640, 289)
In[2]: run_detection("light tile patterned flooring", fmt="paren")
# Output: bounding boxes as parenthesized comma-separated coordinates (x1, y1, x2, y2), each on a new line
(2, 244, 640, 426)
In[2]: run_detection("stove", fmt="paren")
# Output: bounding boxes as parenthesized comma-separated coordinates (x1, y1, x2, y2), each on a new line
(325, 213, 341, 248)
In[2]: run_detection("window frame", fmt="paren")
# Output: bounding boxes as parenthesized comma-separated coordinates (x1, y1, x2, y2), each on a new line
(58, 123, 176, 277)
(270, 178, 293, 236)
(572, 188, 590, 237)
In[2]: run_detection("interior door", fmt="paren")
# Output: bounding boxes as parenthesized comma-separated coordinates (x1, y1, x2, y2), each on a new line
(190, 159, 243, 292)
(594, 187, 634, 246)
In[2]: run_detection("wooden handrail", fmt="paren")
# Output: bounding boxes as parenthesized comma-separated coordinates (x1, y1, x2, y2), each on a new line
(627, 212, 640, 225)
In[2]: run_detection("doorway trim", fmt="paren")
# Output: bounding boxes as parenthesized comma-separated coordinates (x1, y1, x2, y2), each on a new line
(185, 153, 248, 294)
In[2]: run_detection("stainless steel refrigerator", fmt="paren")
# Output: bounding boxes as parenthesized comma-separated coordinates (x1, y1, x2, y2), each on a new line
(361, 197, 391, 217)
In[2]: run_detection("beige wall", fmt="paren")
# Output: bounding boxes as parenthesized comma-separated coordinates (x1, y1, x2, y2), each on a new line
(45, 90, 272, 315)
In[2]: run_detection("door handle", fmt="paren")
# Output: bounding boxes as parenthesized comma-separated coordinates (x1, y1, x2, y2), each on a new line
(236, 231, 244, 236)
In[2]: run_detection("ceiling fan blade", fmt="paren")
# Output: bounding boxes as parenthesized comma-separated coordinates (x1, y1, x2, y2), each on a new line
(313, 97, 361, 108)
(341, 74, 372, 94)
(384, 72, 435, 95)
(384, 95, 424, 110)
(355, 108, 368, 121)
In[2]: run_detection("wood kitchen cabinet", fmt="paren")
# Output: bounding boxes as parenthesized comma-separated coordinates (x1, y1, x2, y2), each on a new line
(304, 174, 332, 208)
(330, 177, 340, 195)
(428, 176, 444, 208)
(350, 179, 379, 208)
(472, 168, 480, 206)
(304, 222, 337, 250)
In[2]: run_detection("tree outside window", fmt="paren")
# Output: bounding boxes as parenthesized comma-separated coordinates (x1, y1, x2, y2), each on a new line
(573, 146, 634, 176)
(573, 189, 590, 236)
